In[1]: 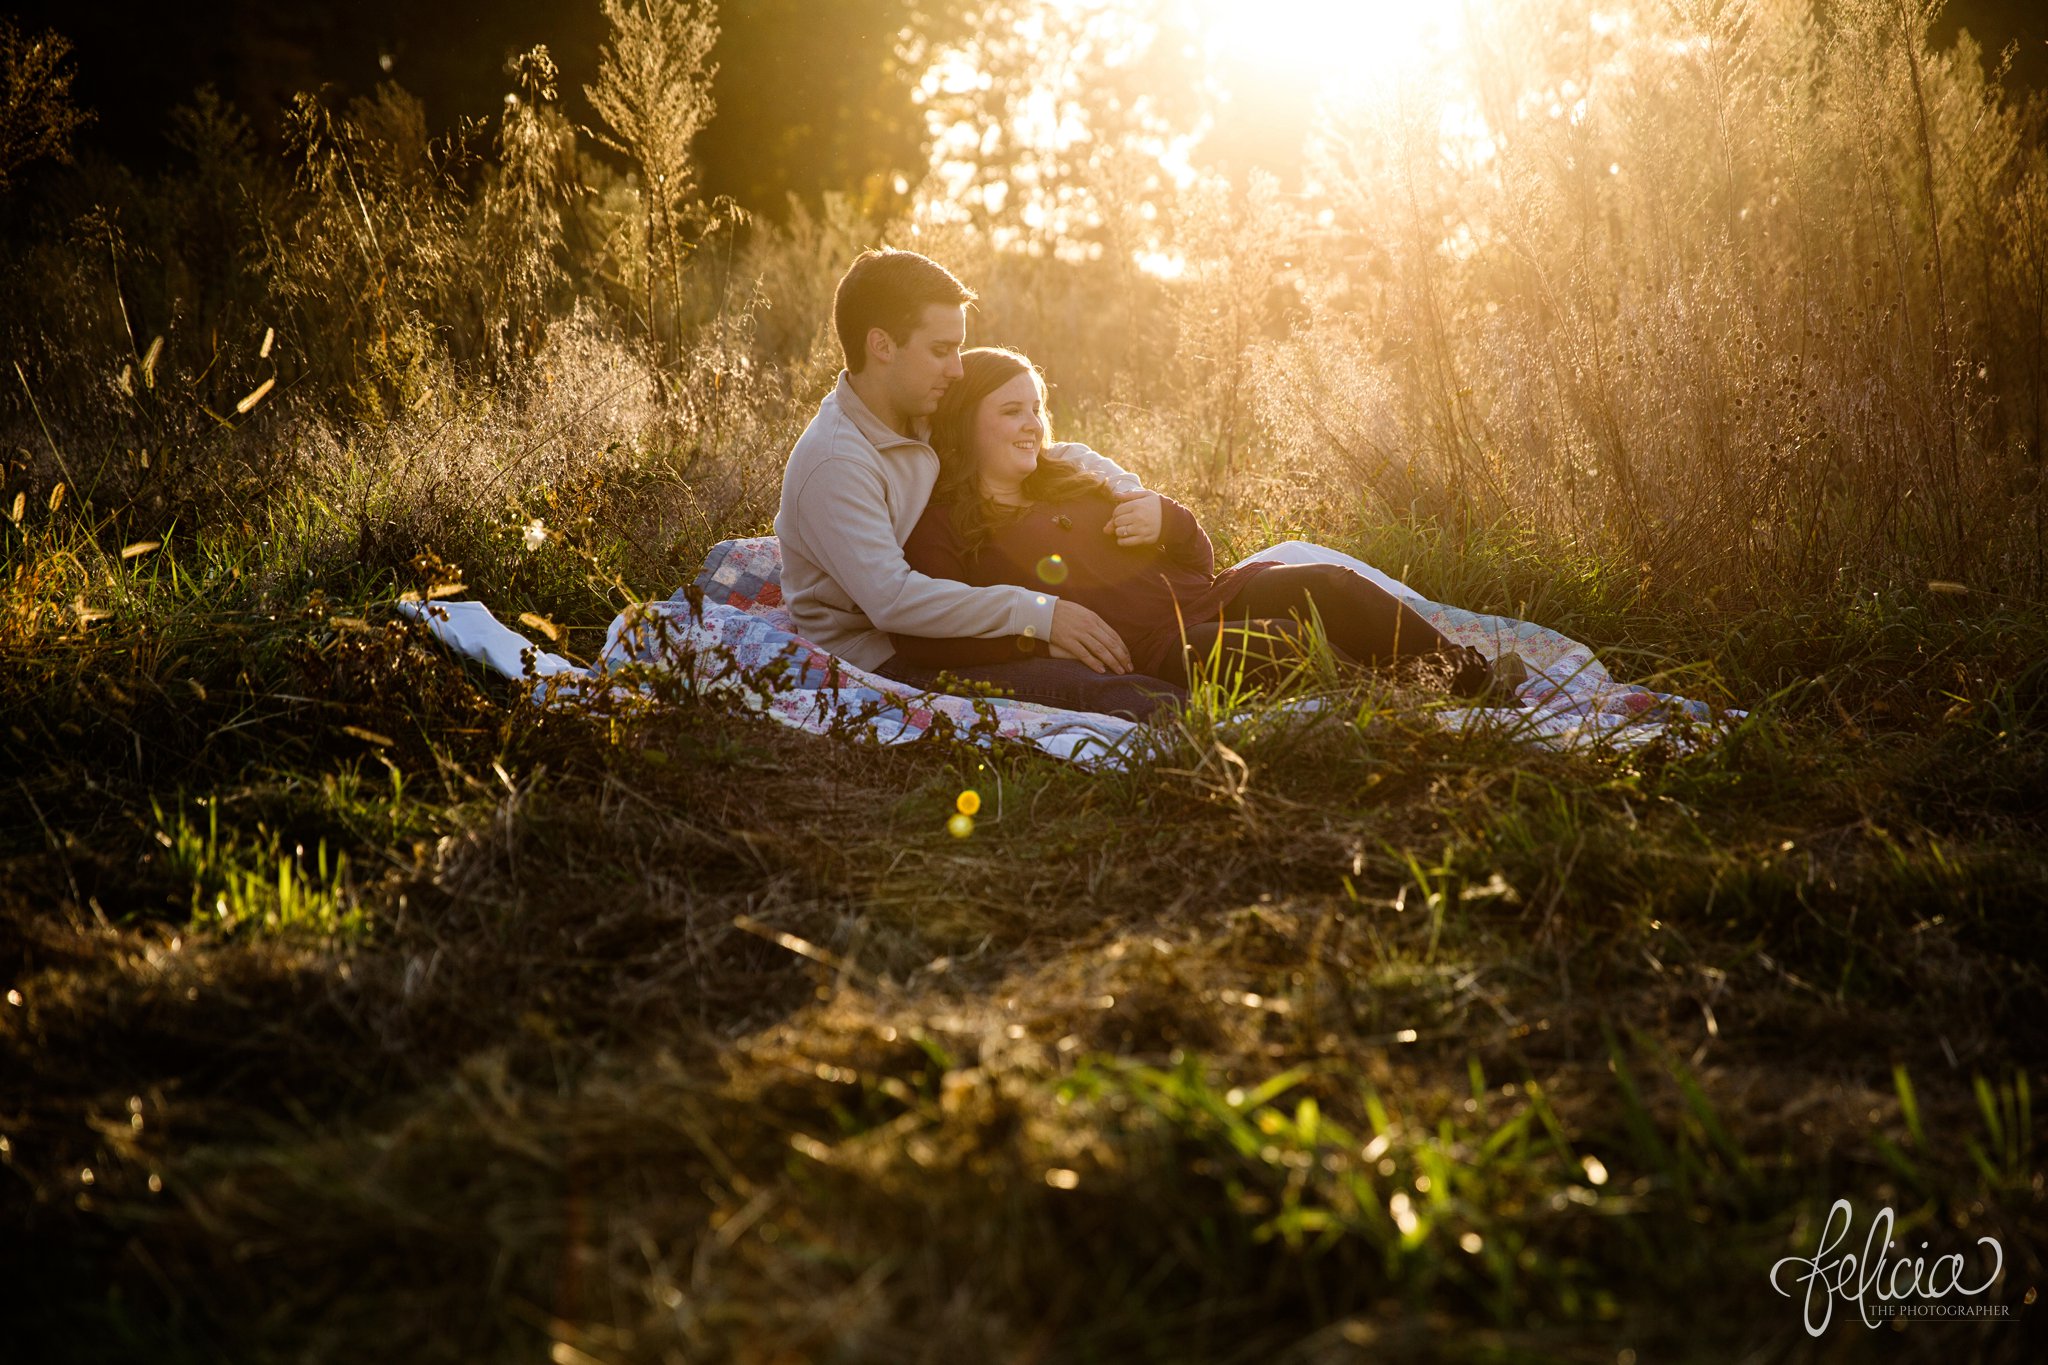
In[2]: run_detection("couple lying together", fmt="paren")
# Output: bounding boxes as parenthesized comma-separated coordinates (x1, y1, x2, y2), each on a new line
(774, 248, 1525, 722)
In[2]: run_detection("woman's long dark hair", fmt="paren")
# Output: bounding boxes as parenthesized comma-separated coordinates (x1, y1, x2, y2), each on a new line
(928, 347, 1114, 558)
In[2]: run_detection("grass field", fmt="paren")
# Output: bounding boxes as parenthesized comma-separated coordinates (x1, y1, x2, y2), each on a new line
(4, 451, 2043, 1361)
(5, 0, 2048, 1358)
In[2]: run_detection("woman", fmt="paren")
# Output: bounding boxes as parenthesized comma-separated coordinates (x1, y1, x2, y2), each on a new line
(890, 347, 1522, 702)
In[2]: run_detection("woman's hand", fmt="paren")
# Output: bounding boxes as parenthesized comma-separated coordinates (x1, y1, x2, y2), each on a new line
(1104, 489, 1164, 547)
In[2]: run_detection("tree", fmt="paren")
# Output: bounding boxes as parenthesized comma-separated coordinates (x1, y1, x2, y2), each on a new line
(691, 0, 980, 222)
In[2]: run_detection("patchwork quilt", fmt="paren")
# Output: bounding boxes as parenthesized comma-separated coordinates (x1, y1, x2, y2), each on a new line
(403, 536, 1742, 767)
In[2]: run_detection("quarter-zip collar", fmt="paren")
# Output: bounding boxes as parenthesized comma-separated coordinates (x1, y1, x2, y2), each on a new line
(831, 370, 933, 454)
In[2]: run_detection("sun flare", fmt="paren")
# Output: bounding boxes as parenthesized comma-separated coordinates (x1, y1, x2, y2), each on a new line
(1184, 0, 1473, 92)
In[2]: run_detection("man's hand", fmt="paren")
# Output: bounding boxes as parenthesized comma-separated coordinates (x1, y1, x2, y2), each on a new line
(1104, 489, 1164, 547)
(1048, 599, 1134, 674)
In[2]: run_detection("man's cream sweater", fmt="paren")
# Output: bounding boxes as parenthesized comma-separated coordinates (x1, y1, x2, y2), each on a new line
(773, 372, 1141, 672)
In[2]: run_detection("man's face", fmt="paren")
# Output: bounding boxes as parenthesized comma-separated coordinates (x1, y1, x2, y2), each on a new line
(875, 303, 966, 419)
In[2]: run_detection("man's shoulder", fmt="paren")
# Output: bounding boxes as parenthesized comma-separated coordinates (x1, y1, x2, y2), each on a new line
(783, 400, 888, 514)
(789, 393, 876, 467)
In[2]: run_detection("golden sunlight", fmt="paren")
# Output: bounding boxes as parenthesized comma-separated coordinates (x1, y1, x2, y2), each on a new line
(1183, 0, 1474, 90)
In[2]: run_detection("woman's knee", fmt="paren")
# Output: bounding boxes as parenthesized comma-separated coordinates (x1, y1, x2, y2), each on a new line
(1251, 563, 1371, 612)
(1295, 562, 1392, 607)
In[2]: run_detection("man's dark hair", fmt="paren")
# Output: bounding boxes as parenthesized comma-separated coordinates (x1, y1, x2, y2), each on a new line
(833, 248, 976, 374)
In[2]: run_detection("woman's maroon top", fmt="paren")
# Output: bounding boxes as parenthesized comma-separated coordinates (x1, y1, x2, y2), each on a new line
(888, 491, 1279, 678)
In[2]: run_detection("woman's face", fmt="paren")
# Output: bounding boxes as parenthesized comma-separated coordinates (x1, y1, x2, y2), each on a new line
(971, 370, 1046, 490)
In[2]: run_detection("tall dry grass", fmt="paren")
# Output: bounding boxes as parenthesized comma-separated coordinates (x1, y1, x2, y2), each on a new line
(1254, 0, 2046, 608)
(890, 0, 2047, 617)
(5, 0, 2032, 632)
(0, 3, 768, 577)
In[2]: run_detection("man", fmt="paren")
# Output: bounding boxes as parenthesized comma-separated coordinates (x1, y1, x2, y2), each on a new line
(774, 248, 1185, 719)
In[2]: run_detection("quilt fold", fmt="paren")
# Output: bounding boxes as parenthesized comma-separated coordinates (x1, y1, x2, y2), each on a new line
(400, 536, 1740, 766)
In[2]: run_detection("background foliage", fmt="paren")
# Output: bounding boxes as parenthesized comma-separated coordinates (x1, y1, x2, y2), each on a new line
(1, 1, 2044, 1360)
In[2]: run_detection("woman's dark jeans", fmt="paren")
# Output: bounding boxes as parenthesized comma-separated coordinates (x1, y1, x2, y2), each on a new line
(872, 655, 1186, 722)
(1164, 562, 1460, 690)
